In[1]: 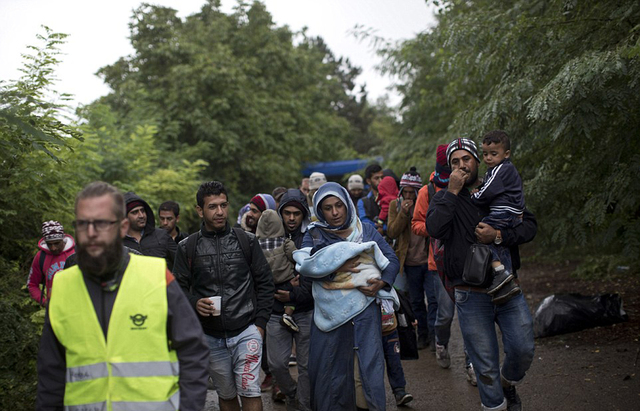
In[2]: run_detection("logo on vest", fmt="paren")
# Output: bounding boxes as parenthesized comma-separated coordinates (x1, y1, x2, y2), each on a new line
(130, 313, 148, 329)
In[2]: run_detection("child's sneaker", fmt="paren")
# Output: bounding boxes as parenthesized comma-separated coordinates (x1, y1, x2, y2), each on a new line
(491, 279, 522, 305)
(281, 313, 300, 333)
(487, 265, 514, 295)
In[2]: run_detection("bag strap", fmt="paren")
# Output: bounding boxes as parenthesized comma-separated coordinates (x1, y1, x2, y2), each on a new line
(232, 227, 252, 265)
(186, 232, 200, 271)
(427, 182, 436, 204)
(39, 251, 46, 281)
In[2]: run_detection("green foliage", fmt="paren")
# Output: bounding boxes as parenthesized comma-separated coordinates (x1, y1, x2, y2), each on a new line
(379, 0, 640, 270)
(0, 258, 40, 411)
(90, 1, 394, 202)
(0, 26, 83, 261)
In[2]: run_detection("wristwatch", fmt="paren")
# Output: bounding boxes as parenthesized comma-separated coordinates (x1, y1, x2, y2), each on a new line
(494, 230, 503, 245)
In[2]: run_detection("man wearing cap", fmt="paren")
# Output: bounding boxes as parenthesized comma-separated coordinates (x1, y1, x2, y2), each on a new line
(347, 174, 365, 207)
(36, 181, 209, 411)
(426, 138, 537, 411)
(27, 221, 76, 306)
(245, 193, 277, 234)
(123, 192, 177, 268)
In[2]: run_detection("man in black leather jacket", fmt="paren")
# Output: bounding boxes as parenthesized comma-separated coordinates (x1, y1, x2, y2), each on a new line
(173, 181, 274, 411)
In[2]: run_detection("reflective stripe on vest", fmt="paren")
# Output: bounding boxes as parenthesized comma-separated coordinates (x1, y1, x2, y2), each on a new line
(50, 255, 179, 411)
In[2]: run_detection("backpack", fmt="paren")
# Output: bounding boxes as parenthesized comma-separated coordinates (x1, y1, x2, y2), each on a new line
(185, 227, 252, 271)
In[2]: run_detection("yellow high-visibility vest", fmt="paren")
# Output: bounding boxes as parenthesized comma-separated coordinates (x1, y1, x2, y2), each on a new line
(49, 254, 180, 411)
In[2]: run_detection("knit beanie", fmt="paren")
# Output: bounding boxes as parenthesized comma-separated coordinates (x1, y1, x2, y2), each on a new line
(126, 200, 144, 214)
(309, 172, 327, 190)
(399, 167, 422, 189)
(42, 220, 64, 241)
(446, 138, 480, 167)
(250, 194, 276, 212)
(434, 144, 452, 188)
(347, 174, 364, 190)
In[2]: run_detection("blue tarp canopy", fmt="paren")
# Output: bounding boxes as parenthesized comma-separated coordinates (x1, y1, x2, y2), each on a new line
(302, 157, 383, 177)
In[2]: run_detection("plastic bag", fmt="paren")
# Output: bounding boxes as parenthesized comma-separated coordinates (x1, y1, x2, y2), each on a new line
(533, 293, 628, 338)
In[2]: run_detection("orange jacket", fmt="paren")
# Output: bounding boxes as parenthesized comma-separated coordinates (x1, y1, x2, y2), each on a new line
(411, 171, 445, 270)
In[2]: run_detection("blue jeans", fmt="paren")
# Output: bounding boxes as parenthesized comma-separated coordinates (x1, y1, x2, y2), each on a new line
(455, 290, 534, 410)
(309, 302, 386, 411)
(382, 329, 406, 392)
(405, 264, 437, 339)
(204, 324, 263, 400)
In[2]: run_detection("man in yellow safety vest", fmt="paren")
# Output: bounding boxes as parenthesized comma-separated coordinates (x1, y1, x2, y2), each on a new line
(36, 181, 209, 411)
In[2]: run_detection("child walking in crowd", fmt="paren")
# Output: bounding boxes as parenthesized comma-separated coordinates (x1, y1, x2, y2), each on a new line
(471, 130, 525, 304)
(376, 175, 399, 227)
(256, 209, 300, 332)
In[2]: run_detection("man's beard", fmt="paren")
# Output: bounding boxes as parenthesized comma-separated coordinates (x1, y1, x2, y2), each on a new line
(77, 234, 124, 278)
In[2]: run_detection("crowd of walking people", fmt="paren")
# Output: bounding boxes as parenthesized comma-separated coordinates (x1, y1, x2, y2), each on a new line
(32, 131, 536, 411)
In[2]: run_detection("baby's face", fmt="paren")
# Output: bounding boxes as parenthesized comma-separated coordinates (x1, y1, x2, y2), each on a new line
(481, 142, 510, 168)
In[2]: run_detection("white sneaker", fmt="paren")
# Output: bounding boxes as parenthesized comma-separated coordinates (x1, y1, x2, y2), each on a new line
(435, 344, 451, 369)
(466, 364, 477, 386)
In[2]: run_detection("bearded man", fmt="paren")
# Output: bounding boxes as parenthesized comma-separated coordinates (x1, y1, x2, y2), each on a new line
(36, 181, 209, 411)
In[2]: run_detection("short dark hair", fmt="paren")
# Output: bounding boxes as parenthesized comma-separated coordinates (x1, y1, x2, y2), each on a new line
(197, 181, 227, 208)
(482, 130, 511, 151)
(159, 201, 180, 217)
(365, 164, 383, 181)
(75, 181, 125, 220)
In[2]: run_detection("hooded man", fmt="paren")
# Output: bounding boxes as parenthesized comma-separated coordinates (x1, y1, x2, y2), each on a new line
(277, 189, 311, 248)
(27, 221, 76, 306)
(123, 192, 177, 269)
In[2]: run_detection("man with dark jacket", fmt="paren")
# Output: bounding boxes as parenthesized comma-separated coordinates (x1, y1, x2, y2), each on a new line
(37, 181, 208, 411)
(267, 188, 314, 411)
(426, 138, 537, 411)
(159, 200, 189, 244)
(123, 192, 177, 269)
(173, 181, 274, 411)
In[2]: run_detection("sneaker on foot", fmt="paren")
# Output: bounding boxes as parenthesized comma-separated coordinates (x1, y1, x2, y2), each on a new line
(288, 355, 297, 367)
(272, 385, 286, 402)
(487, 265, 514, 295)
(466, 364, 477, 386)
(260, 373, 273, 392)
(503, 385, 522, 411)
(491, 279, 522, 305)
(394, 390, 414, 406)
(417, 334, 429, 350)
(435, 343, 451, 369)
(281, 313, 300, 333)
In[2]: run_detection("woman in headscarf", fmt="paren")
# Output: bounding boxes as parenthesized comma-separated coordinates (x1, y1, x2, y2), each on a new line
(295, 182, 399, 411)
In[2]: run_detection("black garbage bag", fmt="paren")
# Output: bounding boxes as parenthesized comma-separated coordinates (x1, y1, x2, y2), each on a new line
(533, 293, 628, 338)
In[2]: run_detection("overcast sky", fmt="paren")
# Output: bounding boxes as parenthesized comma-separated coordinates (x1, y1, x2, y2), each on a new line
(0, 0, 435, 108)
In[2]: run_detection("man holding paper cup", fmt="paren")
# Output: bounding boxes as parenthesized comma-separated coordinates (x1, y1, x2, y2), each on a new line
(174, 181, 274, 411)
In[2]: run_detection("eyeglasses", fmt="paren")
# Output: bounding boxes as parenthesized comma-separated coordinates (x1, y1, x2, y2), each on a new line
(73, 219, 119, 232)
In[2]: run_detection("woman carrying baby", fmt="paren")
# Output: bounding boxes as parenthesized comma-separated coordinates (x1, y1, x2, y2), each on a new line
(294, 182, 399, 411)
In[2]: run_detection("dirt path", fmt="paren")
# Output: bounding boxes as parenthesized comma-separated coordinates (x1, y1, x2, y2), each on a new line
(206, 262, 640, 410)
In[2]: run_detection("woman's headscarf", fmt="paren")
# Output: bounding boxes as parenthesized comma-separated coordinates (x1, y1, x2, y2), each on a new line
(308, 182, 363, 246)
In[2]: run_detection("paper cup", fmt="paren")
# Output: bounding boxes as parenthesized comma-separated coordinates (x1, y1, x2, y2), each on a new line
(208, 296, 222, 316)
